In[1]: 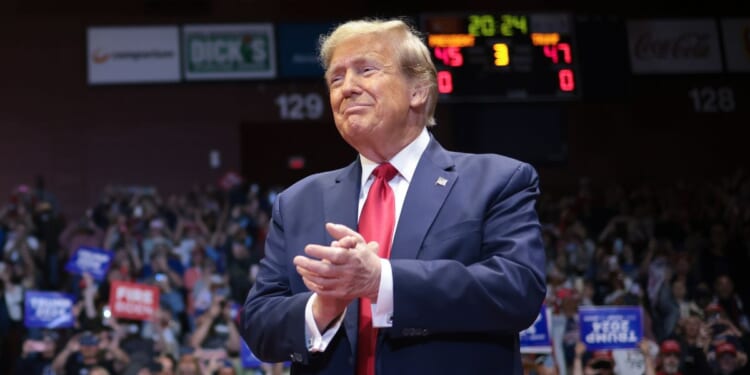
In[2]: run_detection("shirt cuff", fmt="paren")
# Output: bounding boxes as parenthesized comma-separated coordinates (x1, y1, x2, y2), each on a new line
(304, 293, 346, 352)
(371, 258, 394, 327)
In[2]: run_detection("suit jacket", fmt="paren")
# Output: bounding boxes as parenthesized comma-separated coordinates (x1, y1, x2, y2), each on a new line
(241, 135, 547, 374)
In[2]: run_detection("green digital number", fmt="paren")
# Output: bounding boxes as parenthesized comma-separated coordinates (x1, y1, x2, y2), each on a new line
(468, 14, 495, 37)
(500, 14, 528, 36)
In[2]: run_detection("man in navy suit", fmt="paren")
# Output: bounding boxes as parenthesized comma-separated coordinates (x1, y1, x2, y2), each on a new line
(241, 18, 546, 374)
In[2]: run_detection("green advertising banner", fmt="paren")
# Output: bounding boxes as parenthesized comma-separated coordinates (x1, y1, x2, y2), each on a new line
(182, 23, 276, 80)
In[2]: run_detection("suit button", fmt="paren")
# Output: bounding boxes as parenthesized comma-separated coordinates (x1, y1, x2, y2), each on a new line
(290, 353, 303, 362)
(421, 329, 429, 336)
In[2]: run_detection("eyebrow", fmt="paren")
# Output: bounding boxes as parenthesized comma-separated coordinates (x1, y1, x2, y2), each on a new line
(327, 55, 384, 78)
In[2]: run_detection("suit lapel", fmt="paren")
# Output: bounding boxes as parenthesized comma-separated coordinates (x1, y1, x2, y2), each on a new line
(323, 159, 362, 357)
(391, 137, 457, 260)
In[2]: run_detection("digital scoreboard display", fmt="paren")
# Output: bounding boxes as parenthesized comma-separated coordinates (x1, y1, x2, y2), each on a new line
(420, 13, 580, 102)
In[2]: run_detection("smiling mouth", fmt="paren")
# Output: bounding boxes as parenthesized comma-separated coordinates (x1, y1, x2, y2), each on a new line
(343, 104, 370, 114)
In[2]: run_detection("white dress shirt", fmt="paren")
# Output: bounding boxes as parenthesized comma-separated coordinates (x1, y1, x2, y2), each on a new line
(305, 127, 430, 351)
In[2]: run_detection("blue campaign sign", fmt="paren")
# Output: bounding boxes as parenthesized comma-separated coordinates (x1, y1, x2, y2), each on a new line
(520, 304, 551, 353)
(65, 246, 113, 281)
(579, 306, 642, 350)
(24, 290, 75, 328)
(277, 23, 335, 78)
(241, 338, 264, 369)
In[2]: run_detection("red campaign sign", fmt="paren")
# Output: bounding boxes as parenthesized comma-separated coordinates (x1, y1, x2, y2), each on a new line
(109, 281, 159, 321)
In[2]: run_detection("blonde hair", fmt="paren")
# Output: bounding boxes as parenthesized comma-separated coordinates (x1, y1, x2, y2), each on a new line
(319, 18, 438, 126)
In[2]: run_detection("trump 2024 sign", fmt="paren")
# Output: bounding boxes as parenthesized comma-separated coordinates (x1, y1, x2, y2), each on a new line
(579, 306, 643, 350)
(24, 291, 75, 329)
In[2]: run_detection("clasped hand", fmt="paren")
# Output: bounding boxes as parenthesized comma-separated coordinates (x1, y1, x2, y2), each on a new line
(294, 223, 382, 303)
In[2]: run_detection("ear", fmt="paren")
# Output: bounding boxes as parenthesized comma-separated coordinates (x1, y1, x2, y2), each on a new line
(409, 82, 429, 109)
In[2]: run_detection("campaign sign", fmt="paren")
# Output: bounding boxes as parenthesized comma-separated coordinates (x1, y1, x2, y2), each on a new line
(65, 246, 113, 281)
(24, 290, 75, 329)
(109, 281, 159, 321)
(579, 306, 642, 350)
(240, 338, 263, 369)
(520, 304, 551, 353)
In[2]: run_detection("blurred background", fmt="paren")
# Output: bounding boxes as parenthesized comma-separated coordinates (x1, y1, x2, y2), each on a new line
(1, 0, 748, 374)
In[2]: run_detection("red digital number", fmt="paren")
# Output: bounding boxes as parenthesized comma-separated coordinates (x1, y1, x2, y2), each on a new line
(558, 69, 575, 92)
(434, 47, 464, 67)
(437, 71, 453, 94)
(543, 43, 572, 64)
(558, 43, 571, 64)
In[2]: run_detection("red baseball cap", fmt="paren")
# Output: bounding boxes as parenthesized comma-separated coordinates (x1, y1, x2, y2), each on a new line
(660, 339, 681, 355)
(591, 350, 614, 362)
(716, 342, 737, 357)
(556, 287, 576, 300)
(705, 303, 724, 313)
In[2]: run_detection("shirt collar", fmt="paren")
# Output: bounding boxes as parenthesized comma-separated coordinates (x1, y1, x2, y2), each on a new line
(359, 127, 430, 187)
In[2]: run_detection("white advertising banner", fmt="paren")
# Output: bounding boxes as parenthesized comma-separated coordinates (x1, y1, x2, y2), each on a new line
(720, 18, 750, 72)
(627, 19, 722, 74)
(87, 26, 181, 85)
(182, 23, 277, 80)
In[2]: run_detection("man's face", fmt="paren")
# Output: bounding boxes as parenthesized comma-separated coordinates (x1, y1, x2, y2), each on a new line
(80, 342, 98, 359)
(717, 353, 737, 374)
(661, 353, 680, 374)
(158, 356, 174, 375)
(715, 276, 733, 298)
(326, 33, 424, 161)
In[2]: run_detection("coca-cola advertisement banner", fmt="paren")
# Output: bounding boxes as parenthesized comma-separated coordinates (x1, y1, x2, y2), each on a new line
(720, 18, 750, 72)
(627, 19, 722, 74)
(109, 281, 159, 321)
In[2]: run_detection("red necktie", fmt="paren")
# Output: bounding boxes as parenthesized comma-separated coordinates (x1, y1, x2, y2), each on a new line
(356, 162, 397, 375)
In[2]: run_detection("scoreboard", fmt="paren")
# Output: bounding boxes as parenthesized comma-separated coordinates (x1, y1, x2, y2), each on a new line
(420, 13, 580, 102)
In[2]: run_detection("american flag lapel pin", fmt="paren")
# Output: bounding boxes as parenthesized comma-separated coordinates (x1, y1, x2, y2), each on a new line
(435, 177, 448, 186)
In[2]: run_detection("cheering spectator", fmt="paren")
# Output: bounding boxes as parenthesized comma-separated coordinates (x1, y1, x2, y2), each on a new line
(142, 305, 182, 360)
(13, 330, 60, 375)
(711, 274, 750, 333)
(671, 278, 702, 321)
(656, 339, 682, 375)
(52, 331, 127, 375)
(144, 247, 185, 319)
(155, 353, 177, 375)
(712, 342, 747, 375)
(573, 343, 616, 375)
(141, 219, 174, 265)
(175, 352, 201, 375)
(189, 294, 239, 355)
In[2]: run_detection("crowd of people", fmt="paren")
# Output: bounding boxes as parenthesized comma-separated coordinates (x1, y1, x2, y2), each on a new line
(0, 180, 283, 375)
(1, 167, 749, 375)
(530, 168, 750, 375)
